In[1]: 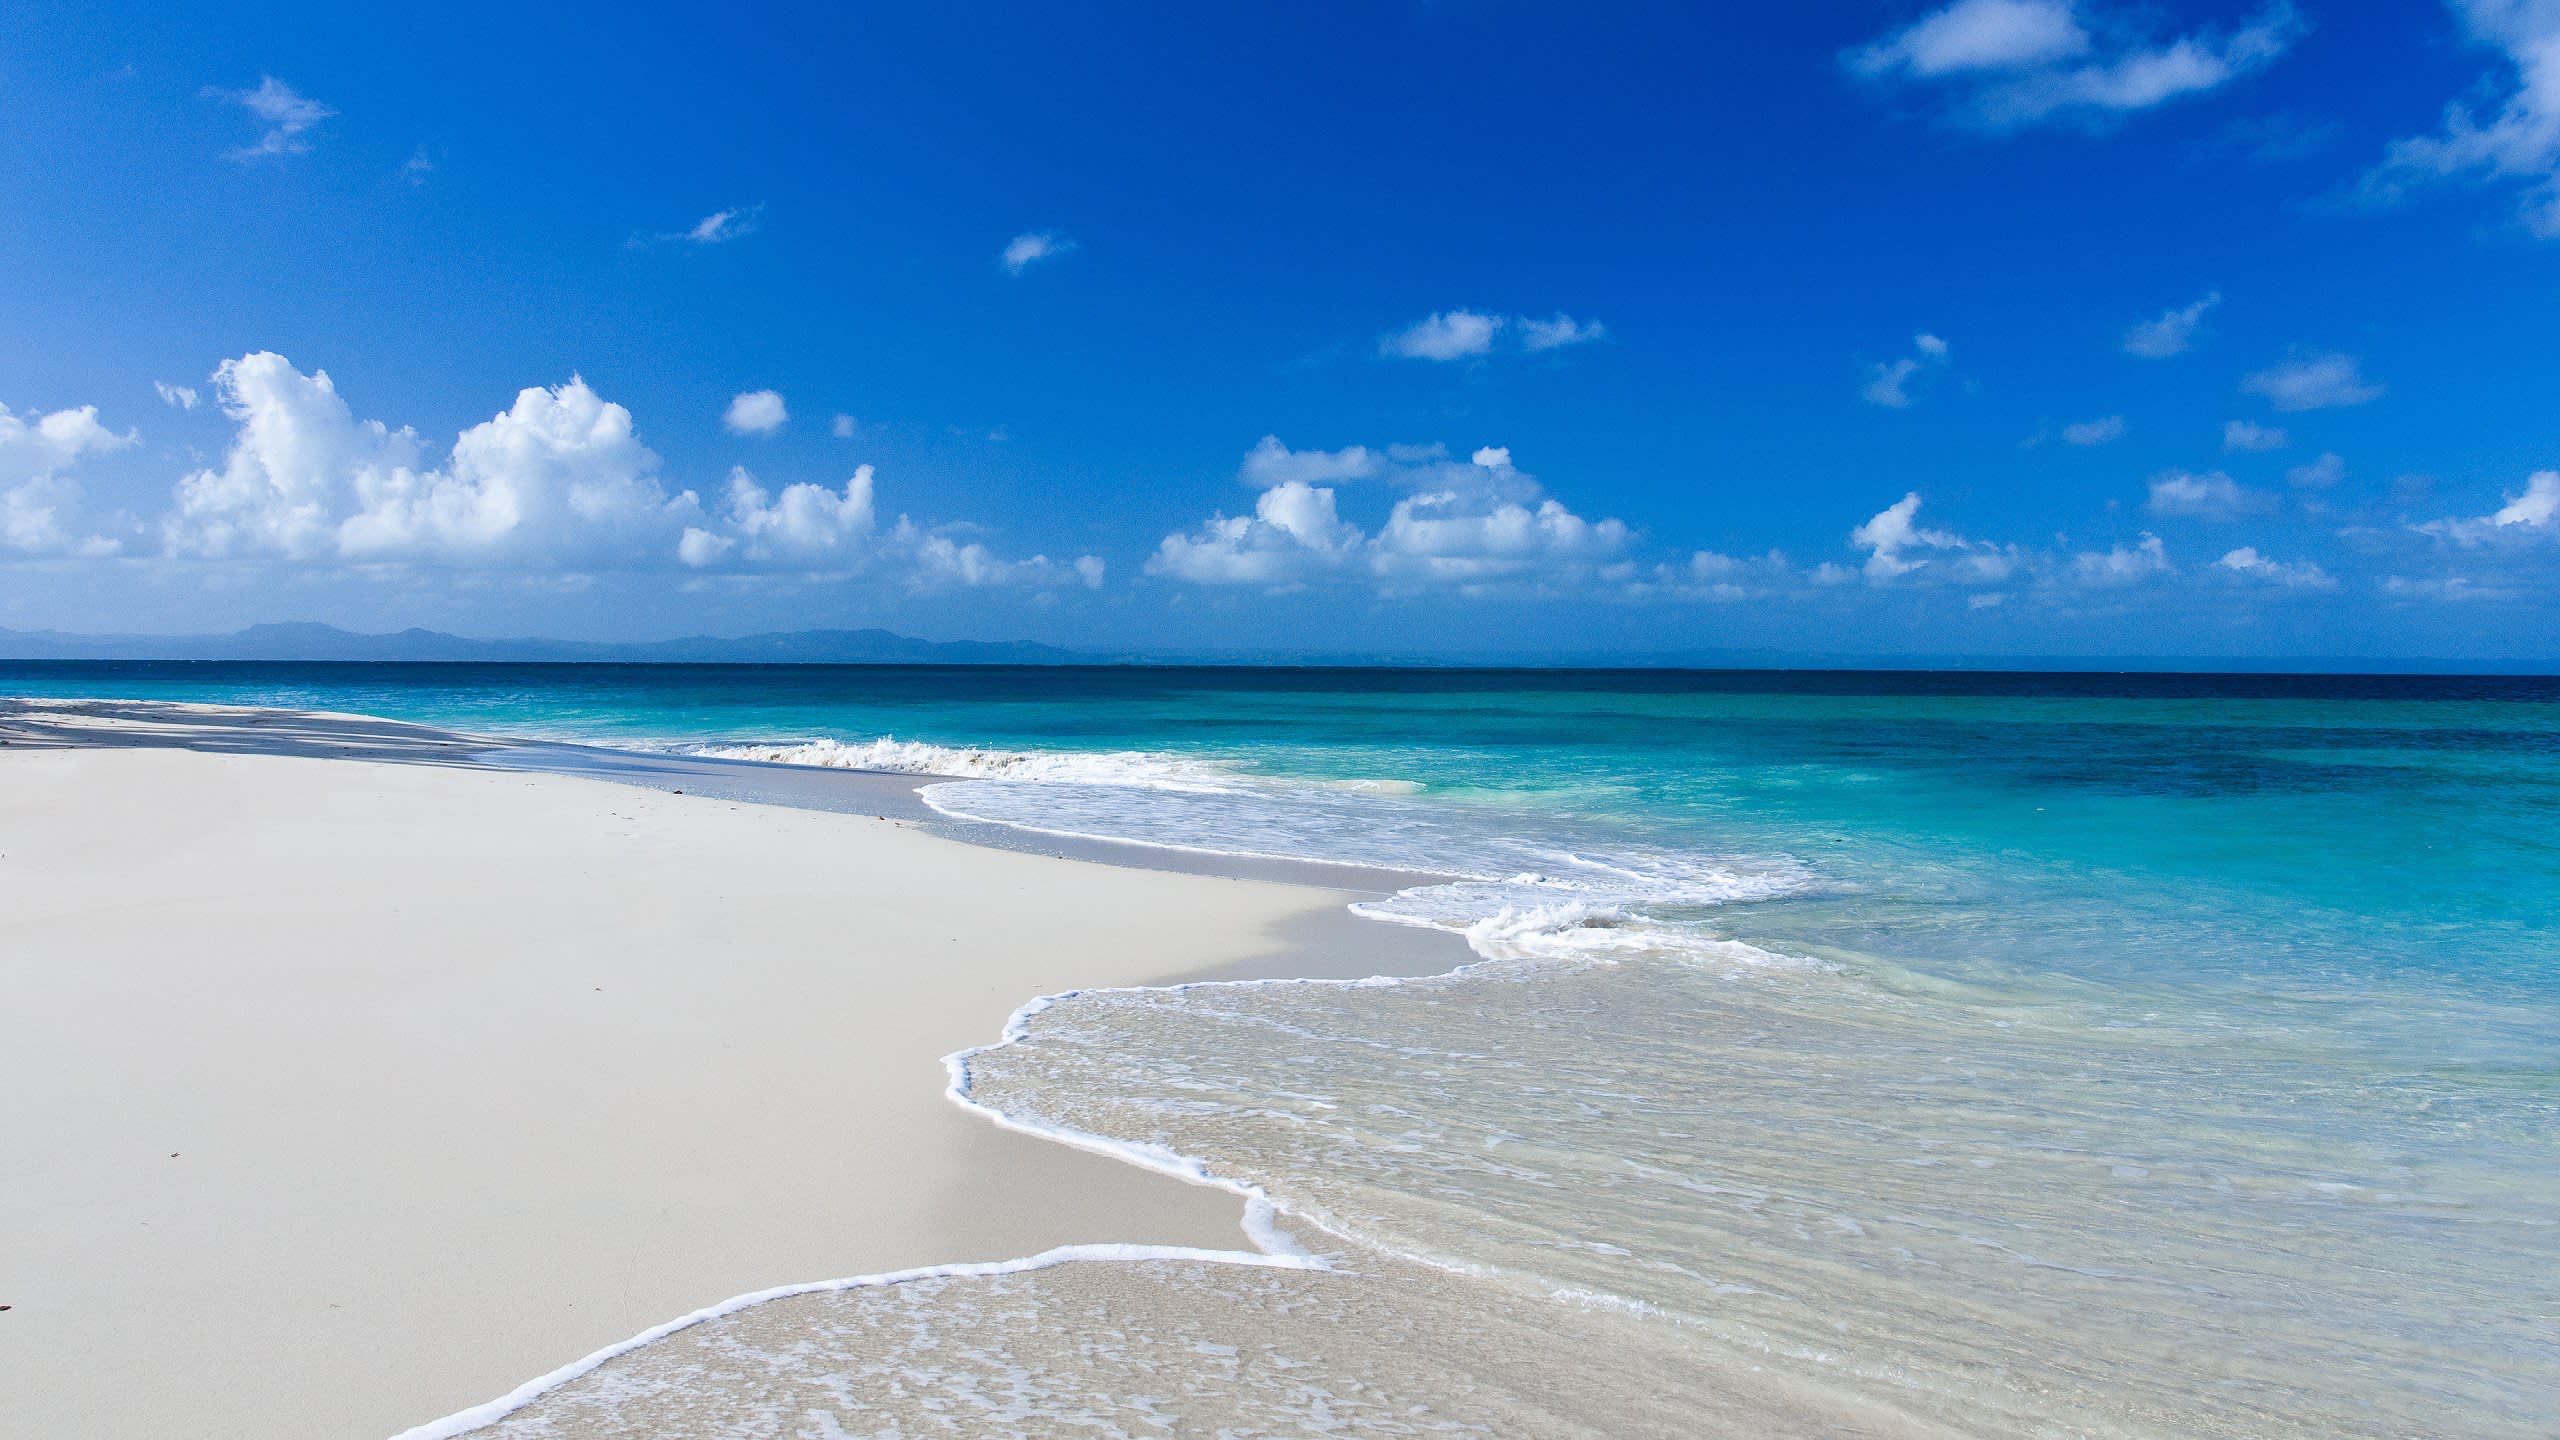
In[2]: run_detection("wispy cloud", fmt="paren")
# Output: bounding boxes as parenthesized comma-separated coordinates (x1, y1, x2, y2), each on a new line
(2071, 534, 2172, 586)
(1846, 0, 2303, 132)
(2062, 414, 2127, 446)
(1837, 493, 2272, 600)
(2363, 1, 2560, 236)
(2287, 452, 2346, 488)
(1861, 332, 1951, 408)
(2123, 290, 2220, 357)
(685, 207, 760, 244)
(1519, 313, 1609, 352)
(1002, 231, 1074, 276)
(2147, 469, 2275, 519)
(204, 76, 335, 162)
(2241, 349, 2383, 411)
(1379, 310, 1607, 362)
(2416, 470, 2560, 545)
(1381, 310, 1503, 361)
(2223, 418, 2288, 451)
(630, 206, 764, 249)
(2218, 546, 2337, 588)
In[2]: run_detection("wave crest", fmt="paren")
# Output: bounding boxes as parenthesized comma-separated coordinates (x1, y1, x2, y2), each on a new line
(697, 731, 1819, 976)
(694, 736, 1239, 790)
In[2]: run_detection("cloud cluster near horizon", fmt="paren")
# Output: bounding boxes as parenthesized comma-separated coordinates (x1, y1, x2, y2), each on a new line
(1150, 439, 1630, 591)
(4, 340, 2553, 625)
(2, 401, 136, 557)
(52, 353, 1101, 592)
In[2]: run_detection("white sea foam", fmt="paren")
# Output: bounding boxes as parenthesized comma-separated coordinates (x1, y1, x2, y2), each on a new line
(692, 735, 1241, 790)
(388, 1240, 1321, 1440)
(917, 772, 1821, 975)
(697, 731, 1820, 970)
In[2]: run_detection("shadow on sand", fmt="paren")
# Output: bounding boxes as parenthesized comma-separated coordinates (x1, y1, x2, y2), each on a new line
(0, 696, 501, 770)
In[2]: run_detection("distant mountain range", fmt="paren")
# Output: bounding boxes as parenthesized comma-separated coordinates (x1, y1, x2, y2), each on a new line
(0, 622, 1087, 665)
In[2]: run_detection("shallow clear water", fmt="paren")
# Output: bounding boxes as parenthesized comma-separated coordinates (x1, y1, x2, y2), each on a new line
(8, 661, 2556, 1433)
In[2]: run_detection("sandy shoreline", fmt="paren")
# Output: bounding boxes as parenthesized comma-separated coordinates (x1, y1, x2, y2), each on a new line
(0, 699, 1454, 1438)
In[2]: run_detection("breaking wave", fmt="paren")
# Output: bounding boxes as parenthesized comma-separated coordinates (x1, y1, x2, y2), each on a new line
(690, 735, 1241, 789)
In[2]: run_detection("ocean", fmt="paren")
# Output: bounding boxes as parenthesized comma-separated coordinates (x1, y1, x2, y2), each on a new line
(9, 661, 2556, 1435)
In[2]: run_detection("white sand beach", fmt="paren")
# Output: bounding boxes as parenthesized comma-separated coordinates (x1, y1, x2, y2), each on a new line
(0, 701, 1378, 1438)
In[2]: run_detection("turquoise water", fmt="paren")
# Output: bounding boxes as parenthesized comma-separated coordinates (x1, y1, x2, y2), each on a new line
(10, 661, 2558, 1432)
(11, 662, 2553, 987)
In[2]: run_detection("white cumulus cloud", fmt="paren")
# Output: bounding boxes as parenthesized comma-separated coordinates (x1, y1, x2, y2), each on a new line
(1371, 494, 1628, 589)
(1849, 491, 2013, 580)
(349, 375, 672, 563)
(724, 390, 788, 435)
(167, 354, 434, 560)
(678, 466, 875, 568)
(165, 356, 677, 565)
(1150, 479, 1365, 586)
(1151, 438, 1627, 591)
(1, 401, 136, 556)
(154, 352, 1078, 589)
(2062, 414, 2127, 445)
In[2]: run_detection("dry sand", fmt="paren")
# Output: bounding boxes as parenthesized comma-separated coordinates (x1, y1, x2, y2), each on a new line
(0, 700, 1382, 1438)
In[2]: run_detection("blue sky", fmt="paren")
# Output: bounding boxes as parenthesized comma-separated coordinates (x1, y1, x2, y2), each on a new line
(3, 1, 2557, 660)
